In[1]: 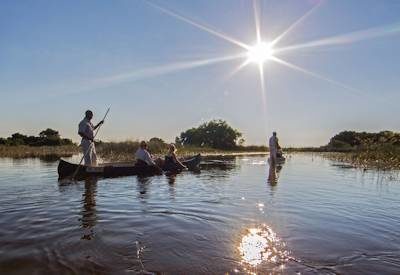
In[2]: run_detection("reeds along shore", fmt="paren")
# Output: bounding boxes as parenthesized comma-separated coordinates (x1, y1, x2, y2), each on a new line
(0, 141, 268, 161)
(93, 141, 268, 161)
(324, 145, 400, 170)
(2, 142, 400, 170)
(0, 145, 79, 159)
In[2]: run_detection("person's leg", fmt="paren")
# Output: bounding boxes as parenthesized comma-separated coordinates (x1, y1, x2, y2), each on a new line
(270, 149, 277, 165)
(82, 143, 90, 166)
(82, 142, 95, 166)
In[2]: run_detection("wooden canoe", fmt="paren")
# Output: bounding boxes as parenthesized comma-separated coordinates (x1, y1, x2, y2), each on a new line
(58, 154, 201, 180)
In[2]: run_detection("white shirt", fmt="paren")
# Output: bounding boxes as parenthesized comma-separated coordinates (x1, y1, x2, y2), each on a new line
(269, 136, 278, 151)
(78, 118, 94, 145)
(135, 147, 155, 165)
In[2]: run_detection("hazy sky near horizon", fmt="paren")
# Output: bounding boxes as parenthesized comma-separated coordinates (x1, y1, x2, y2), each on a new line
(1, 0, 400, 146)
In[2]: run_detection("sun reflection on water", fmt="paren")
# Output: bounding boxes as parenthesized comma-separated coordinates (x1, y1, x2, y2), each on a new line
(238, 225, 289, 270)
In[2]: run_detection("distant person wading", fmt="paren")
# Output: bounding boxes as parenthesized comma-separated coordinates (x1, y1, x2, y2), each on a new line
(269, 131, 281, 165)
(78, 110, 104, 166)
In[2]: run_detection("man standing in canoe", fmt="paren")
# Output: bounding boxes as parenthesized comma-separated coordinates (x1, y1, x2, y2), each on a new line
(78, 110, 104, 166)
(269, 131, 280, 165)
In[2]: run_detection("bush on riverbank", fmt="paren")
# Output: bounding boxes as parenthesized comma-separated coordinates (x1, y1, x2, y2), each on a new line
(286, 131, 400, 169)
(325, 130, 400, 152)
(176, 119, 243, 149)
(0, 129, 73, 147)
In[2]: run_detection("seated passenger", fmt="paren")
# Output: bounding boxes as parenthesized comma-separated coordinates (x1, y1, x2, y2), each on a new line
(135, 141, 157, 166)
(164, 144, 187, 171)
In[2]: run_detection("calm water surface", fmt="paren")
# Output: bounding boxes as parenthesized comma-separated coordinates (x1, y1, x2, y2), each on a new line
(0, 154, 399, 274)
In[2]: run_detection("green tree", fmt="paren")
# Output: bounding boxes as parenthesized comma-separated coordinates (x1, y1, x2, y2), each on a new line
(177, 119, 243, 149)
(9, 133, 28, 145)
(148, 137, 167, 153)
(327, 130, 400, 151)
(0, 138, 7, 145)
(149, 137, 165, 143)
(39, 128, 60, 139)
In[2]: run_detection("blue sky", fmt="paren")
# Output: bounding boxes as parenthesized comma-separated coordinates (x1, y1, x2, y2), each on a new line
(1, 0, 400, 146)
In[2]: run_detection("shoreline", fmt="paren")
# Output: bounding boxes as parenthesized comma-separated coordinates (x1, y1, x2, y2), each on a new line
(0, 145, 269, 159)
(1, 145, 399, 171)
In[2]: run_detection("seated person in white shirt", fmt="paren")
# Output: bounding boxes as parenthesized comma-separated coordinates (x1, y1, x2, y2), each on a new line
(135, 141, 160, 168)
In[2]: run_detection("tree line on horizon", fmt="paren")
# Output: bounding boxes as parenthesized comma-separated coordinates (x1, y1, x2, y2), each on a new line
(0, 120, 261, 151)
(2, 122, 397, 152)
(0, 129, 73, 146)
(325, 130, 400, 152)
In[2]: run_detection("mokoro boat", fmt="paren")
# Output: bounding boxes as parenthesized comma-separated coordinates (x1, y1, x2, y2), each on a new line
(58, 154, 201, 180)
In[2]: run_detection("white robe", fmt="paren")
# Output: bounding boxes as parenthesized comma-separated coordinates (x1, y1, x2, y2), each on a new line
(269, 136, 278, 164)
(79, 118, 97, 166)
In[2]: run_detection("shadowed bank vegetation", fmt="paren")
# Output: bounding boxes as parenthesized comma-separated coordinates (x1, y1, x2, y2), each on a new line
(176, 119, 243, 149)
(0, 145, 79, 159)
(2, 126, 400, 170)
(0, 139, 267, 160)
(0, 129, 73, 146)
(96, 139, 267, 162)
(288, 131, 400, 170)
(325, 131, 400, 169)
(0, 129, 77, 158)
(0, 121, 267, 160)
(324, 147, 400, 170)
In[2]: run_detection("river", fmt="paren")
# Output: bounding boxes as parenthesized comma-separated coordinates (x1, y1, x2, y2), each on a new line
(0, 153, 399, 274)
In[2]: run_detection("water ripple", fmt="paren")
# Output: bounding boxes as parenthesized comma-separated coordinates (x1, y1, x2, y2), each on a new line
(0, 154, 400, 274)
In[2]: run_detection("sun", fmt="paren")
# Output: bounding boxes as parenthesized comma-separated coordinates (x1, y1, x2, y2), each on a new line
(247, 42, 275, 64)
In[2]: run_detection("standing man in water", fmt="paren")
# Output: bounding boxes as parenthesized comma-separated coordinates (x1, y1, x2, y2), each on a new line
(269, 131, 280, 165)
(78, 110, 104, 166)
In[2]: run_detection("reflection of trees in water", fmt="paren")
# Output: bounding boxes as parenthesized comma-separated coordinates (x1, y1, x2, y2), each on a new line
(81, 178, 98, 240)
(198, 156, 238, 180)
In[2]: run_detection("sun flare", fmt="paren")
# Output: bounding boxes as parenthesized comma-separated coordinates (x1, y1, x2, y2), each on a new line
(238, 226, 289, 267)
(247, 42, 275, 64)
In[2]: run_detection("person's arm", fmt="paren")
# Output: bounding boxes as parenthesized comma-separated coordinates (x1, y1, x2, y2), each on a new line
(94, 120, 104, 130)
(172, 152, 187, 169)
(144, 150, 156, 166)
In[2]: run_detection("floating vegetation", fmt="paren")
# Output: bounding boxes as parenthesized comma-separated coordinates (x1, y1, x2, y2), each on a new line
(324, 146, 400, 170)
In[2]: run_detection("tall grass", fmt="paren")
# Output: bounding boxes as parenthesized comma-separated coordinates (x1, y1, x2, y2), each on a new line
(2, 142, 399, 170)
(324, 145, 400, 170)
(96, 141, 141, 161)
(0, 141, 267, 161)
(96, 141, 268, 161)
